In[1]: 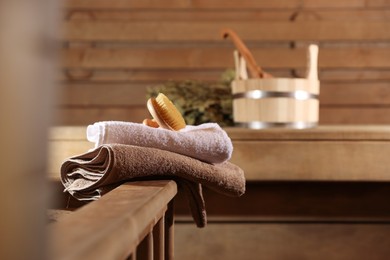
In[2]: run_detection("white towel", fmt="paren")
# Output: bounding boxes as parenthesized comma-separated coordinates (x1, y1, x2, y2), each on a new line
(86, 121, 233, 164)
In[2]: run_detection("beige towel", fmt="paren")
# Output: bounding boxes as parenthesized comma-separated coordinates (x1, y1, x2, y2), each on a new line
(61, 144, 245, 227)
(86, 121, 233, 164)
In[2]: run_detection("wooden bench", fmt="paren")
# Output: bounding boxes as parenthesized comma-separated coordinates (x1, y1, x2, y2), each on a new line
(48, 125, 390, 259)
(49, 180, 177, 260)
(174, 125, 390, 259)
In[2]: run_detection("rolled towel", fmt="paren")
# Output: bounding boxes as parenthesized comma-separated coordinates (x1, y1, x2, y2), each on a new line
(61, 144, 245, 228)
(87, 121, 233, 164)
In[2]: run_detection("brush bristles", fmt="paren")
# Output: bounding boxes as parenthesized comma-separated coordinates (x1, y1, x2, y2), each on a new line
(155, 93, 186, 131)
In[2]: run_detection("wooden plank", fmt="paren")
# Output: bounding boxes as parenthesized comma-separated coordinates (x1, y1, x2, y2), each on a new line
(320, 107, 390, 124)
(61, 69, 230, 82)
(65, 9, 390, 22)
(58, 82, 150, 106)
(58, 81, 390, 106)
(66, 10, 293, 21)
(175, 223, 390, 260)
(53, 106, 390, 126)
(62, 20, 390, 41)
(61, 47, 390, 69)
(64, 0, 189, 9)
(320, 82, 390, 105)
(315, 69, 390, 81)
(137, 232, 153, 260)
(191, 0, 388, 9)
(53, 106, 149, 125)
(64, 0, 387, 9)
(152, 217, 164, 260)
(49, 180, 177, 260)
(165, 201, 174, 260)
(59, 69, 390, 82)
(230, 140, 390, 181)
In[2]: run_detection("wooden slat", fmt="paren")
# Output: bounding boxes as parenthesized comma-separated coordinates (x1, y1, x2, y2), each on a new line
(62, 21, 390, 41)
(175, 223, 390, 260)
(53, 107, 390, 126)
(60, 69, 293, 82)
(64, 0, 189, 9)
(153, 217, 164, 260)
(137, 232, 153, 260)
(320, 107, 390, 124)
(49, 180, 177, 260)
(320, 82, 390, 105)
(58, 83, 150, 106)
(165, 201, 174, 260)
(57, 82, 390, 107)
(190, 0, 390, 9)
(65, 9, 390, 22)
(64, 0, 389, 9)
(62, 47, 390, 69)
(314, 69, 390, 81)
(53, 106, 149, 126)
(59, 69, 390, 82)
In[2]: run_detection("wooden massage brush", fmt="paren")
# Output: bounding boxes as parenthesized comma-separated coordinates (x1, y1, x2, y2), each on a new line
(144, 93, 186, 131)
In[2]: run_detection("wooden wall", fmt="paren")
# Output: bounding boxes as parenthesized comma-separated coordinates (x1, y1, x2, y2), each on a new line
(58, 0, 390, 125)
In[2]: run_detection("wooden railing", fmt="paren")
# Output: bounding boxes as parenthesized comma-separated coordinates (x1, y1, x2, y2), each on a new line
(49, 180, 177, 260)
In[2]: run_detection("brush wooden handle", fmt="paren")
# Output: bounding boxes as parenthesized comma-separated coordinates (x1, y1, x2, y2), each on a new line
(222, 28, 271, 78)
(143, 118, 159, 128)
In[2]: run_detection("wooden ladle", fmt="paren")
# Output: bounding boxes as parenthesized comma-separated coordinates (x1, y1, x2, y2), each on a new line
(222, 28, 272, 78)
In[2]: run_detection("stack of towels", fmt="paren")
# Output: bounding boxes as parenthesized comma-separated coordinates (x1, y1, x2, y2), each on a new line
(61, 121, 245, 227)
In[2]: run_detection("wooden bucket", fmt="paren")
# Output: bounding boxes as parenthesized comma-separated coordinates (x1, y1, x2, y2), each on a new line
(231, 78, 320, 129)
(231, 44, 320, 129)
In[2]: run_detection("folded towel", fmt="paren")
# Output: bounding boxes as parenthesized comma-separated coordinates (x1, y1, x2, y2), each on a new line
(61, 144, 245, 227)
(86, 121, 233, 164)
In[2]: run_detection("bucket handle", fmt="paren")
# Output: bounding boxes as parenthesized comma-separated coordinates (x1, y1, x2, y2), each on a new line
(306, 44, 319, 81)
(233, 50, 248, 80)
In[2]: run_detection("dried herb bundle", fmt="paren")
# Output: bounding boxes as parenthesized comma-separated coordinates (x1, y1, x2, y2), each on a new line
(147, 70, 235, 126)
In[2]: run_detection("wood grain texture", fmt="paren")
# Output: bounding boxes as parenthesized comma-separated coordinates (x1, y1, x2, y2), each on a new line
(60, 69, 390, 82)
(49, 180, 177, 260)
(57, 0, 390, 126)
(62, 20, 390, 41)
(62, 47, 390, 69)
(54, 106, 149, 126)
(64, 10, 390, 22)
(64, 0, 389, 9)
